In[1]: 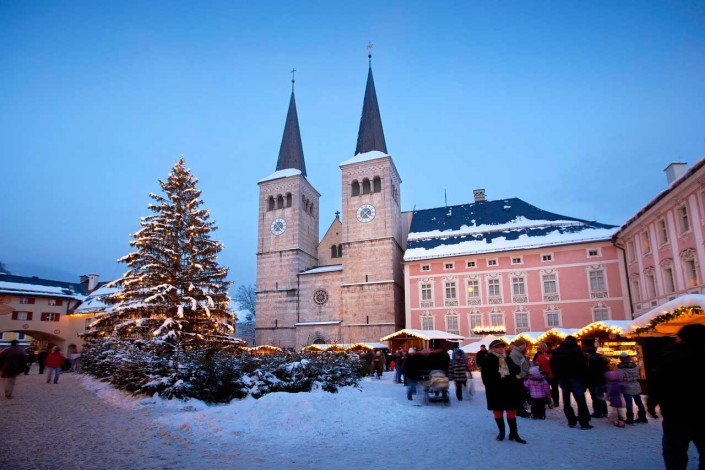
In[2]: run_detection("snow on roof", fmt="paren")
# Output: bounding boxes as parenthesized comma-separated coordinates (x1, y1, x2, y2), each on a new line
(626, 294, 705, 332)
(0, 279, 85, 300)
(339, 150, 389, 167)
(299, 265, 343, 275)
(74, 284, 120, 314)
(380, 329, 464, 341)
(404, 198, 616, 261)
(258, 168, 302, 183)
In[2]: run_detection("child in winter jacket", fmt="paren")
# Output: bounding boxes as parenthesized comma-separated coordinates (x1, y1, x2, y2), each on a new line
(524, 366, 551, 419)
(605, 364, 625, 427)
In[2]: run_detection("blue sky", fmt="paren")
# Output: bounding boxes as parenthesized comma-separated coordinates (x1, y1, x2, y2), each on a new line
(1, 1, 704, 287)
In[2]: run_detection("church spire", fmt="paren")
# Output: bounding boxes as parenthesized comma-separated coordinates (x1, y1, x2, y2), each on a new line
(276, 69, 307, 176)
(354, 44, 387, 156)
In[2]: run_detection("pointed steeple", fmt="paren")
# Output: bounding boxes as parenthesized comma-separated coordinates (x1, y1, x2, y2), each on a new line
(276, 75, 307, 176)
(354, 50, 387, 155)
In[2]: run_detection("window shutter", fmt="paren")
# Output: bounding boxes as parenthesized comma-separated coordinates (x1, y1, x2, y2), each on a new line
(54, 314, 60, 322)
(27, 312, 33, 321)
(41, 312, 47, 321)
(28, 298, 35, 304)
(12, 311, 17, 320)
(56, 300, 63, 306)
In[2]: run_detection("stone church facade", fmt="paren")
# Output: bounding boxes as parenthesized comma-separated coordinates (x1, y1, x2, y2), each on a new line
(255, 62, 407, 349)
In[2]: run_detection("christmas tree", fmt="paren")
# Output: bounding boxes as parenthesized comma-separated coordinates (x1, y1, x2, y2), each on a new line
(88, 158, 240, 353)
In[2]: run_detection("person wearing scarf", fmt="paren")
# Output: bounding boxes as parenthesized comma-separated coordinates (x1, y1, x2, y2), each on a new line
(480, 339, 527, 444)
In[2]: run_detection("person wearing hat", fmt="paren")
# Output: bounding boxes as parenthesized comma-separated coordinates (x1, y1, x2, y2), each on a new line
(549, 335, 593, 430)
(480, 339, 526, 444)
(617, 351, 647, 425)
(509, 338, 531, 418)
(648, 323, 705, 469)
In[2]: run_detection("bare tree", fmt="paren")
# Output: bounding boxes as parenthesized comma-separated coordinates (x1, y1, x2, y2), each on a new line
(234, 284, 256, 320)
(0, 261, 10, 274)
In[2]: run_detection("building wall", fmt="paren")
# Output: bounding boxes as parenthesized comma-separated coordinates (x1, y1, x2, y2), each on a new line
(405, 241, 628, 340)
(0, 293, 89, 350)
(615, 162, 705, 317)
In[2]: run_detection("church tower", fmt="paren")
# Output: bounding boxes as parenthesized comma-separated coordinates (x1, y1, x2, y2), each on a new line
(339, 54, 405, 341)
(255, 83, 320, 347)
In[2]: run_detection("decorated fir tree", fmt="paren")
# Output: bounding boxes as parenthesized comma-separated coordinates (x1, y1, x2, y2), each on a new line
(89, 158, 238, 352)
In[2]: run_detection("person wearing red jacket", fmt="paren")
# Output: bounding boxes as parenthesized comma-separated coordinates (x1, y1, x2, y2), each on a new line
(44, 346, 65, 384)
(533, 342, 559, 408)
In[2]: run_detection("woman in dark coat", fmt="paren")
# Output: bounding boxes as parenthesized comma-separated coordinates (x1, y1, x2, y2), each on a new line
(480, 339, 526, 444)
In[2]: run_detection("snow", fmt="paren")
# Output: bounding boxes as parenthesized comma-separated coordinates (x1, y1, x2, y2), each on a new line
(380, 328, 464, 341)
(0, 281, 84, 299)
(257, 168, 302, 183)
(404, 227, 617, 261)
(74, 284, 119, 313)
(627, 294, 705, 331)
(339, 150, 389, 166)
(74, 372, 682, 468)
(299, 264, 343, 275)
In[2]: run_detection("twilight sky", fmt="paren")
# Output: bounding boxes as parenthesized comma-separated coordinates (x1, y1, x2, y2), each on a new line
(1, 1, 704, 288)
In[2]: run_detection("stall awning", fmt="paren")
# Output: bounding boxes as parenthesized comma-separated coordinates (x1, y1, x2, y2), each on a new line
(380, 329, 464, 342)
(625, 294, 705, 337)
(574, 320, 633, 338)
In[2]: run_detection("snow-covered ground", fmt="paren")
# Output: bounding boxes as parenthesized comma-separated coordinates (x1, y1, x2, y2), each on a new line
(79, 371, 694, 469)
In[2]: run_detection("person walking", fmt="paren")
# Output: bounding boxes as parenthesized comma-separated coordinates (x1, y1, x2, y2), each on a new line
(481, 339, 526, 444)
(605, 364, 626, 428)
(509, 339, 531, 418)
(45, 346, 65, 384)
(549, 335, 593, 430)
(448, 349, 470, 401)
(394, 349, 403, 384)
(586, 347, 609, 418)
(648, 323, 705, 469)
(1, 340, 27, 399)
(402, 348, 423, 401)
(475, 344, 488, 369)
(533, 342, 559, 407)
(617, 352, 647, 424)
(37, 348, 48, 374)
(371, 350, 385, 379)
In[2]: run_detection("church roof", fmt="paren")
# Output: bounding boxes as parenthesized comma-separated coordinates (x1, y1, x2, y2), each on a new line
(404, 198, 617, 261)
(276, 91, 307, 176)
(354, 65, 387, 155)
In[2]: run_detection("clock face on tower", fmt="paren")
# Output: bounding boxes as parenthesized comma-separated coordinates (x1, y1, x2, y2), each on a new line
(356, 204, 376, 223)
(270, 218, 287, 235)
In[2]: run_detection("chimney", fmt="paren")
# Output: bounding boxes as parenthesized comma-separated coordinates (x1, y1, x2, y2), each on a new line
(664, 162, 687, 185)
(473, 189, 486, 203)
(81, 274, 100, 293)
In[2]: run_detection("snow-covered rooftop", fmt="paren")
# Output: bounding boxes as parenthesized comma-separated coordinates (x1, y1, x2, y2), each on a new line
(404, 198, 616, 261)
(74, 284, 120, 314)
(339, 150, 389, 167)
(299, 265, 343, 275)
(0, 274, 86, 300)
(258, 168, 302, 183)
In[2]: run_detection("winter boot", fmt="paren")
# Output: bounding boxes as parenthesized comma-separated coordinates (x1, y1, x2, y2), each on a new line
(507, 418, 527, 444)
(625, 412, 635, 425)
(635, 410, 648, 423)
(495, 418, 505, 441)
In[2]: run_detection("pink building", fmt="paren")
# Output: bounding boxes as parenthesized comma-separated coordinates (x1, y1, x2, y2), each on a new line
(614, 159, 705, 318)
(403, 190, 630, 339)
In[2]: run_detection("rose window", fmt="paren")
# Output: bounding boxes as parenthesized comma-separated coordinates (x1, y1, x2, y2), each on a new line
(313, 289, 329, 305)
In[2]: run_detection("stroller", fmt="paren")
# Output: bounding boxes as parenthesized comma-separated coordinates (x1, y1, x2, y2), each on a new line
(420, 369, 450, 405)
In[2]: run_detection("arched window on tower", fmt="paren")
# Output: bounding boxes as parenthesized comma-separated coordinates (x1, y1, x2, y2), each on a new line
(338, 244, 343, 257)
(373, 176, 381, 193)
(276, 195, 284, 209)
(286, 193, 292, 207)
(331, 245, 339, 258)
(362, 178, 371, 194)
(351, 180, 360, 196)
(309, 203, 314, 215)
(267, 196, 275, 211)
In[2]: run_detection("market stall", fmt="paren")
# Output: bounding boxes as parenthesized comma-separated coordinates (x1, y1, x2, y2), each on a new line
(247, 345, 283, 356)
(380, 329, 464, 352)
(536, 328, 579, 350)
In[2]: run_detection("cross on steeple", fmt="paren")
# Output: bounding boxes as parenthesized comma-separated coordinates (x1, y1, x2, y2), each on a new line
(291, 68, 296, 91)
(367, 42, 373, 65)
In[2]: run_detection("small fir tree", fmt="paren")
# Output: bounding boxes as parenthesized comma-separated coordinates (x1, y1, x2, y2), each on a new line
(89, 158, 238, 353)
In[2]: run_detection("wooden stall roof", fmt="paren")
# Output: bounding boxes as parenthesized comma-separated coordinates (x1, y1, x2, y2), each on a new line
(380, 329, 464, 342)
(574, 320, 633, 339)
(625, 294, 705, 337)
(536, 328, 579, 344)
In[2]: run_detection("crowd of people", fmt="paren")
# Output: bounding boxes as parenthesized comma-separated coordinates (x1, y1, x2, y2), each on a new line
(0, 342, 83, 398)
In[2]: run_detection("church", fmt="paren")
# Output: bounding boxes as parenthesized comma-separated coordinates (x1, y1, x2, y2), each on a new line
(255, 58, 408, 349)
